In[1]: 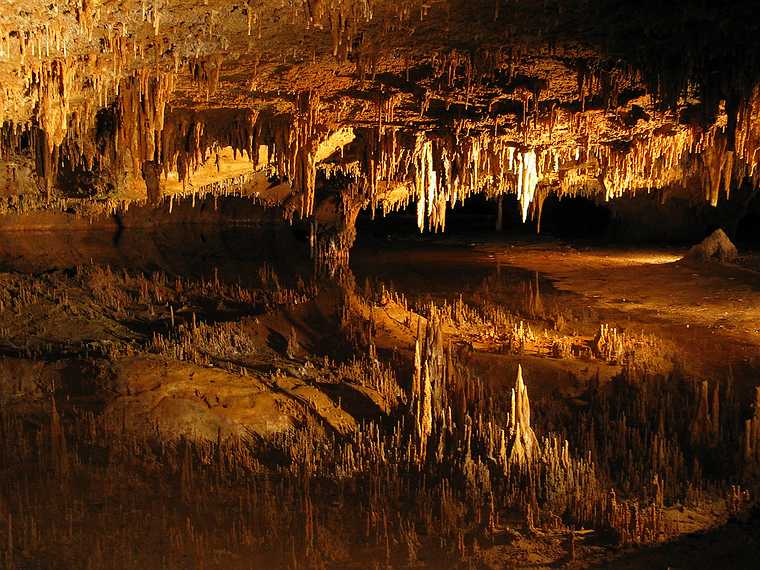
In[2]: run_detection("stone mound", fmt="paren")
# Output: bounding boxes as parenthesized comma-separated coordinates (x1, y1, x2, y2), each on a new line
(686, 229, 738, 263)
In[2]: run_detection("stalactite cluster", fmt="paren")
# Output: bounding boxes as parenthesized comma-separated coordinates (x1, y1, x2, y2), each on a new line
(1, 3, 759, 569)
(324, 99, 760, 233)
(0, 1, 758, 236)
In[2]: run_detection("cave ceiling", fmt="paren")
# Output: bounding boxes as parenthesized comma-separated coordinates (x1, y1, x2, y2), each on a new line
(1, 0, 759, 230)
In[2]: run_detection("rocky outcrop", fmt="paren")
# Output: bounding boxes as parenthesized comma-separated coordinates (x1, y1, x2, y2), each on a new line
(687, 229, 739, 263)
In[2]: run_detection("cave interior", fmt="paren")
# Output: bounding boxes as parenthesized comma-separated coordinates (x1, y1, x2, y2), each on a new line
(0, 1, 759, 568)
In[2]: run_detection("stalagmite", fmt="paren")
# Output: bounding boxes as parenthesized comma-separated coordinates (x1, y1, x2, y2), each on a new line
(687, 229, 738, 263)
(507, 365, 538, 465)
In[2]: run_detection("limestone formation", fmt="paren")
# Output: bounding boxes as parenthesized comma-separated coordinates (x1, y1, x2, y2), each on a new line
(0, 2, 759, 235)
(687, 229, 739, 263)
(0, 2, 758, 568)
(508, 365, 539, 465)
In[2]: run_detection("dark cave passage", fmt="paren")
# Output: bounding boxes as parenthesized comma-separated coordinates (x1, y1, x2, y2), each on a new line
(537, 194, 612, 239)
(735, 195, 760, 249)
(355, 193, 615, 243)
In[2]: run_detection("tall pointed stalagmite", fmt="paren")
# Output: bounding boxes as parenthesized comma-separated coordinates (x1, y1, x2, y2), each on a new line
(508, 365, 539, 465)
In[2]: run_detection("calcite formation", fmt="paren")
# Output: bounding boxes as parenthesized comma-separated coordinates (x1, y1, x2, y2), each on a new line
(0, 1, 758, 236)
(0, 231, 759, 566)
(686, 228, 739, 262)
(507, 364, 538, 465)
(0, 4, 759, 564)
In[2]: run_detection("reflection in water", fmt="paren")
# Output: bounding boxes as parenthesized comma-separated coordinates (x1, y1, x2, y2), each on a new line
(0, 226, 312, 288)
(0, 228, 758, 568)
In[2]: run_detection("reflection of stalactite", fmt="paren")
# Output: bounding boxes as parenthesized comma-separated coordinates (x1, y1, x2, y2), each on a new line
(743, 387, 760, 469)
(526, 272, 543, 317)
(690, 380, 720, 447)
(50, 397, 68, 476)
(409, 316, 445, 461)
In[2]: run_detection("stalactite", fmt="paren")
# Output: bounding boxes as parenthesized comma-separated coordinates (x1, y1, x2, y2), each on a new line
(115, 69, 176, 174)
(515, 149, 538, 222)
(189, 54, 224, 100)
(271, 90, 323, 219)
(1, 0, 760, 229)
(307, 0, 374, 60)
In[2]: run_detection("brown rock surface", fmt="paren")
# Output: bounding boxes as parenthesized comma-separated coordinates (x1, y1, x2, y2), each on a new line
(687, 228, 739, 263)
(0, 1, 758, 233)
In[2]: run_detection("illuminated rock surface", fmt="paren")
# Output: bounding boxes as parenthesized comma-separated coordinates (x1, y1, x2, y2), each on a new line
(0, 2, 759, 569)
(1, 1, 760, 233)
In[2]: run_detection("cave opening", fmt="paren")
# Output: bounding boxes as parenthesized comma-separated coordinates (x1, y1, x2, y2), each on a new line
(535, 194, 613, 239)
(354, 194, 525, 243)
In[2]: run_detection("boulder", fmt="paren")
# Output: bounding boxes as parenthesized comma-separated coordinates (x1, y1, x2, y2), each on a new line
(686, 229, 738, 263)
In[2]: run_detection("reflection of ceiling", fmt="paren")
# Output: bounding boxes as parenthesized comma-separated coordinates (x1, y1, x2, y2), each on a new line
(1, 1, 759, 229)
